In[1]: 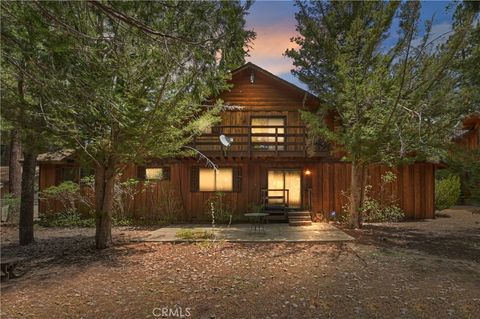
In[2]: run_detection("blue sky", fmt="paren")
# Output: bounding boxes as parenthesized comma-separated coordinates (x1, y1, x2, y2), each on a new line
(245, 1, 455, 90)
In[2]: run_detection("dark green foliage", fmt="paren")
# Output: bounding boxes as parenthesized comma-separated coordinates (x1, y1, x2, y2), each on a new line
(438, 147, 480, 205)
(1, 1, 254, 246)
(287, 1, 477, 165)
(435, 175, 462, 210)
(286, 1, 477, 227)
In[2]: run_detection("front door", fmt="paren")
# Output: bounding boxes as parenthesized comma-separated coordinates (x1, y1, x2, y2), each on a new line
(267, 169, 302, 208)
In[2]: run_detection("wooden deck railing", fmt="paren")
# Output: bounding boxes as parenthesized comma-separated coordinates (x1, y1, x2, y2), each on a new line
(192, 125, 329, 157)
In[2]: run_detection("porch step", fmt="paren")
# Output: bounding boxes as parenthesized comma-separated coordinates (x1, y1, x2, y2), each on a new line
(288, 211, 312, 226)
(288, 211, 311, 217)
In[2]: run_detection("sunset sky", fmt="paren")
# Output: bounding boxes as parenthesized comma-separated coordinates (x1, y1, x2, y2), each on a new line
(245, 1, 455, 90)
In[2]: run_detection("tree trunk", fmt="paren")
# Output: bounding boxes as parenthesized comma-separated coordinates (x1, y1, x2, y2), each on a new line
(94, 157, 116, 249)
(8, 129, 22, 197)
(19, 149, 37, 245)
(349, 161, 364, 229)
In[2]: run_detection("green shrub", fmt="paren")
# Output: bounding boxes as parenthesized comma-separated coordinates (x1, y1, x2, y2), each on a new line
(435, 175, 461, 210)
(39, 210, 95, 228)
(438, 148, 480, 206)
(361, 199, 405, 222)
(41, 181, 81, 213)
(344, 171, 406, 224)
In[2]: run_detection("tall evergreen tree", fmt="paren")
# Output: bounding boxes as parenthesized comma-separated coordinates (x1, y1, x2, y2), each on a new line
(286, 1, 477, 228)
(1, 3, 63, 244)
(2, 1, 254, 248)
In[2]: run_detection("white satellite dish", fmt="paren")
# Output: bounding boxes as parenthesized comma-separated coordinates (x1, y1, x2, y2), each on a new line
(219, 134, 233, 148)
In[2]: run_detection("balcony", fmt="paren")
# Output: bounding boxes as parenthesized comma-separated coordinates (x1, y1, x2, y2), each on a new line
(192, 125, 330, 158)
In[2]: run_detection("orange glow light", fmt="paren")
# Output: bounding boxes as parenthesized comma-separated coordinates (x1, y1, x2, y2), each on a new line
(305, 169, 311, 176)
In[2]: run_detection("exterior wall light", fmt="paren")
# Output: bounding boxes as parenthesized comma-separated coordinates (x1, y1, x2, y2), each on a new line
(250, 71, 255, 84)
(305, 169, 311, 176)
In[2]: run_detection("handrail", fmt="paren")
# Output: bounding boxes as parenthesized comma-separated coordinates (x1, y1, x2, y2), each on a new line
(261, 188, 290, 207)
(192, 124, 329, 157)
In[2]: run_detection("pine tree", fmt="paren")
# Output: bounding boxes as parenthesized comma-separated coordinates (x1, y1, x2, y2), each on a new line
(1, 1, 254, 248)
(286, 1, 477, 228)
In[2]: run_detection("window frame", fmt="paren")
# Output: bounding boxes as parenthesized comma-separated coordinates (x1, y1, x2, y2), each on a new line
(56, 165, 80, 185)
(198, 167, 234, 192)
(250, 116, 287, 151)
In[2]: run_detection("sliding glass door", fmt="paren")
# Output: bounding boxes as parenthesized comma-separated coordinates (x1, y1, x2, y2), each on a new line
(267, 169, 302, 208)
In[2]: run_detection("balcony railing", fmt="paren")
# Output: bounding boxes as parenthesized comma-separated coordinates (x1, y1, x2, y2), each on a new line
(192, 125, 329, 158)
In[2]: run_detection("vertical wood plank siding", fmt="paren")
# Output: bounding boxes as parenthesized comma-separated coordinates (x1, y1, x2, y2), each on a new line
(40, 161, 435, 220)
(37, 64, 437, 221)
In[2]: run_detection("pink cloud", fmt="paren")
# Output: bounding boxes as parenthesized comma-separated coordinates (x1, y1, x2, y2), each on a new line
(247, 23, 299, 75)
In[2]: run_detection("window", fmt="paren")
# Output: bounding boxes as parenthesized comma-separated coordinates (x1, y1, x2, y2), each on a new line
(146, 168, 164, 180)
(57, 167, 78, 184)
(137, 166, 170, 181)
(191, 167, 241, 192)
(199, 168, 233, 191)
(251, 117, 285, 150)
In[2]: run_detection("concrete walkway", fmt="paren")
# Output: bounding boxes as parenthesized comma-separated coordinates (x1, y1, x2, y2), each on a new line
(138, 223, 354, 242)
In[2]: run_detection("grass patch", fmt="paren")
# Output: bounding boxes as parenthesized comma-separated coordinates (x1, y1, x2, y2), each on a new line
(38, 211, 96, 228)
(175, 229, 215, 240)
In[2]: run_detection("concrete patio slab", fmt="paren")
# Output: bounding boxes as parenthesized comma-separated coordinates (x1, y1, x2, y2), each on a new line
(138, 223, 354, 242)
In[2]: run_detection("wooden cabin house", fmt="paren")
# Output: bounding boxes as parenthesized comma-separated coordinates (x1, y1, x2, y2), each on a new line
(454, 113, 480, 151)
(38, 63, 436, 223)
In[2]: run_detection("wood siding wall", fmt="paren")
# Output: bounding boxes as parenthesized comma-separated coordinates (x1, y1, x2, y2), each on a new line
(455, 128, 479, 151)
(219, 66, 318, 111)
(39, 161, 435, 220)
(38, 64, 435, 220)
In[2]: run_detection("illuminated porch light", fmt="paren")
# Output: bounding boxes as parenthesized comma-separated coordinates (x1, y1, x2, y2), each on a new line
(305, 169, 311, 176)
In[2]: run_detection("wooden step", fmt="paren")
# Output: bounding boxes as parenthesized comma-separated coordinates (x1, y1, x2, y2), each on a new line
(287, 211, 312, 226)
(288, 211, 311, 217)
(288, 216, 311, 221)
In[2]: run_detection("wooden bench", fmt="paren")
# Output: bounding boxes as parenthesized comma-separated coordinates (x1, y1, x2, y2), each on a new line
(1, 258, 24, 281)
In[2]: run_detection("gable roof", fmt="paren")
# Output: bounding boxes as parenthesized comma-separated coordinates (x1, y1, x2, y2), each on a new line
(231, 62, 320, 102)
(37, 149, 76, 164)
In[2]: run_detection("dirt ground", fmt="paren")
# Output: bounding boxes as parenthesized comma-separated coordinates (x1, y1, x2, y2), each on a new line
(1, 207, 479, 319)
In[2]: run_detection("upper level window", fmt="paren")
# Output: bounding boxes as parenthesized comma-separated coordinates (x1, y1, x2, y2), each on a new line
(199, 168, 233, 191)
(251, 117, 285, 151)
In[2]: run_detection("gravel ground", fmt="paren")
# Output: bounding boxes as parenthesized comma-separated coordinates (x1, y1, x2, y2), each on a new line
(1, 207, 479, 318)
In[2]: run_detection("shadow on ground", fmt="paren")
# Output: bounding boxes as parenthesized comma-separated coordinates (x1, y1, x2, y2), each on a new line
(343, 224, 480, 263)
(0, 231, 153, 288)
